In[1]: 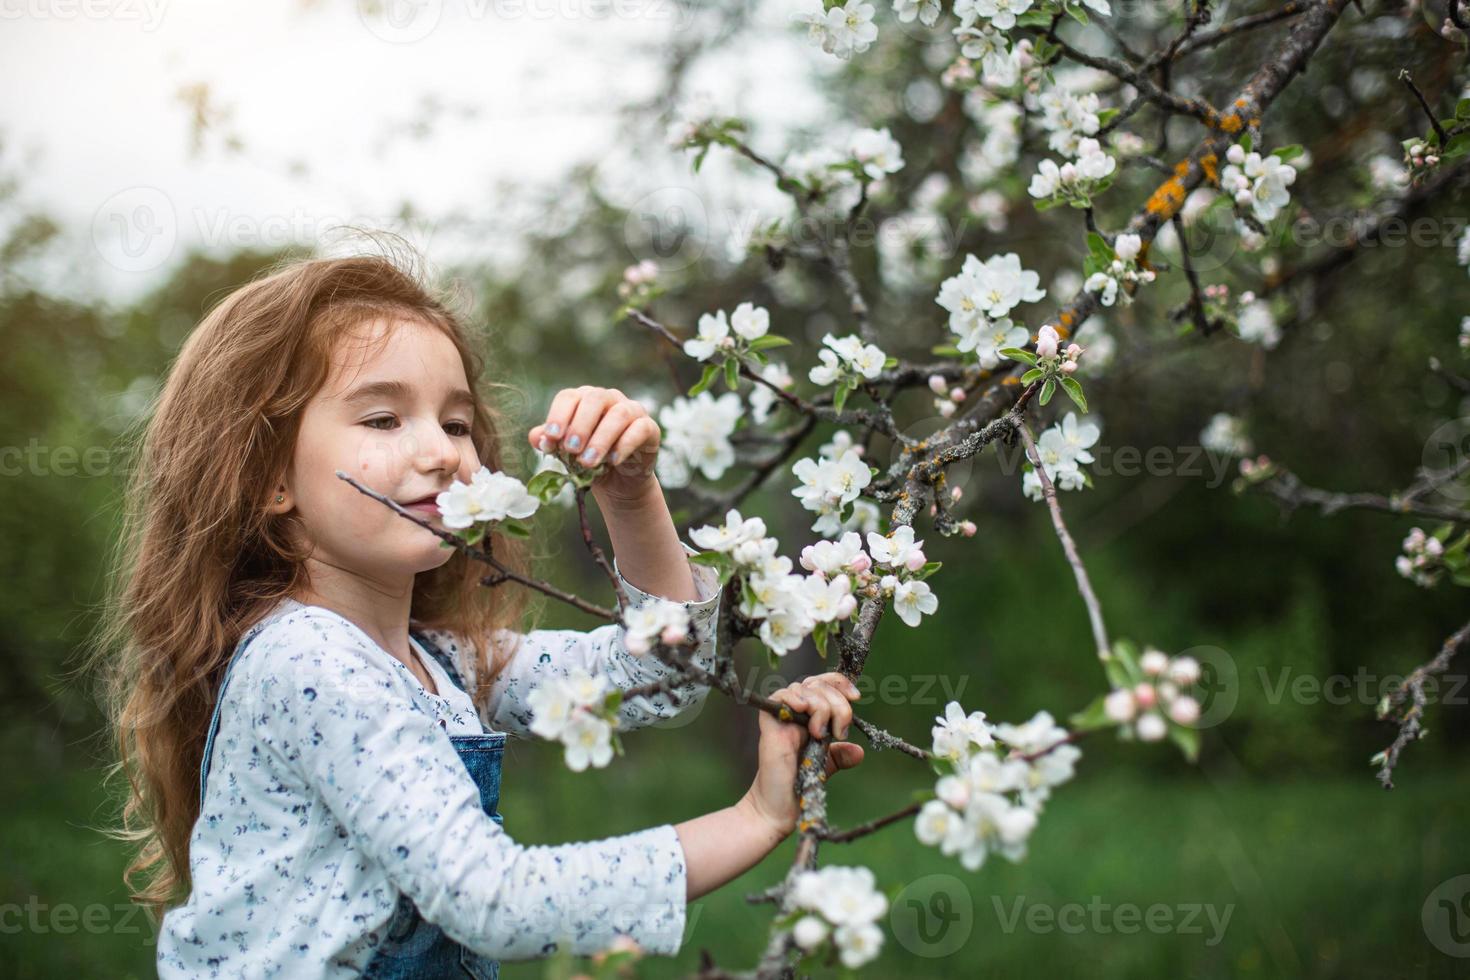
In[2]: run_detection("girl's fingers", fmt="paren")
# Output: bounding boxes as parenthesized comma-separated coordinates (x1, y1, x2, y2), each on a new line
(579, 400, 642, 467)
(824, 742, 865, 776)
(609, 416, 660, 474)
(563, 388, 617, 457)
(540, 388, 584, 448)
(801, 677, 851, 739)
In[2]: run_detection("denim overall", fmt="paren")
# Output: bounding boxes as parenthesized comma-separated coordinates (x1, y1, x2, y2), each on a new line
(200, 621, 506, 979)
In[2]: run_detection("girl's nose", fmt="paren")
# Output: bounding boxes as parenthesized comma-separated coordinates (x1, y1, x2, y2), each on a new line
(412, 420, 462, 475)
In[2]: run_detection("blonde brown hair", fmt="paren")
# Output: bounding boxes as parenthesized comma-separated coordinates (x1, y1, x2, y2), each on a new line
(91, 248, 530, 918)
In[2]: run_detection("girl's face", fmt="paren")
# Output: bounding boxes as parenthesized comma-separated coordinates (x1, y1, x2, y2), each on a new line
(283, 317, 482, 584)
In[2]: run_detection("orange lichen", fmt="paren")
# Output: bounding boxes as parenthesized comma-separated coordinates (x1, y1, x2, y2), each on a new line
(1001, 375, 1021, 386)
(1200, 152, 1219, 185)
(1144, 158, 1191, 221)
(1219, 114, 1243, 133)
(778, 706, 794, 721)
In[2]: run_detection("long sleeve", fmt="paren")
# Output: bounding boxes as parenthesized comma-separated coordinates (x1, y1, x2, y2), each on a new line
(423, 542, 724, 738)
(245, 625, 691, 959)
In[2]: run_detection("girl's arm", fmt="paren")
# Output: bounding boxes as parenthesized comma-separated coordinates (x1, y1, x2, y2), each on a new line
(418, 542, 722, 738)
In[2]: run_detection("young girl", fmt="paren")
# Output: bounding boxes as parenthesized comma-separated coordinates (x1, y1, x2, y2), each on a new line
(96, 252, 865, 978)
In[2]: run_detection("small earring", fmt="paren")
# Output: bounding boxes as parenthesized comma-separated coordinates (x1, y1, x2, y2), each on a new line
(275, 495, 285, 504)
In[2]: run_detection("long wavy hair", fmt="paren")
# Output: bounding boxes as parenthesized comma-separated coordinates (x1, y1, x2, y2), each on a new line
(90, 248, 531, 919)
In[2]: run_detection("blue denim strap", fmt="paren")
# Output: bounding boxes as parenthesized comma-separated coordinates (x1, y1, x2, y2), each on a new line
(197, 621, 270, 805)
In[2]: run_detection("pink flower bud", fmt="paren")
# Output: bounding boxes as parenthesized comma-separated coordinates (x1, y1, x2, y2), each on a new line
(1133, 682, 1158, 709)
(928, 374, 948, 395)
(905, 551, 927, 572)
(1135, 713, 1167, 742)
(1104, 688, 1135, 723)
(1168, 696, 1200, 726)
(950, 485, 963, 502)
(960, 520, 977, 537)
(1035, 325, 1060, 359)
(836, 594, 858, 618)
(1140, 649, 1170, 675)
(661, 624, 688, 645)
(1065, 343, 1083, 360)
(950, 387, 966, 402)
(1060, 360, 1078, 375)
(849, 553, 873, 575)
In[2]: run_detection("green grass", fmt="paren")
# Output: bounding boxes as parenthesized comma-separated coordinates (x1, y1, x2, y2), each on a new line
(9, 726, 1468, 979)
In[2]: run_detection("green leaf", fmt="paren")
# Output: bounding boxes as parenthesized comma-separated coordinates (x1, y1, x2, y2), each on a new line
(1069, 694, 1115, 732)
(1016, 8, 1053, 26)
(747, 334, 793, 350)
(1239, 133, 1253, 154)
(1444, 133, 1470, 160)
(1457, 98, 1470, 120)
(498, 518, 532, 538)
(1105, 639, 1141, 688)
(689, 362, 720, 396)
(1040, 378, 1056, 405)
(461, 524, 486, 546)
(813, 621, 829, 660)
(883, 356, 899, 369)
(1021, 367, 1045, 384)
(1060, 375, 1088, 412)
(916, 560, 943, 581)
(1271, 143, 1304, 162)
(1169, 724, 1201, 763)
(525, 469, 569, 502)
(724, 358, 740, 391)
(1097, 107, 1119, 127)
(1086, 232, 1110, 260)
(1066, 2, 1089, 25)
(833, 384, 850, 413)
(1000, 347, 1037, 365)
(931, 343, 963, 357)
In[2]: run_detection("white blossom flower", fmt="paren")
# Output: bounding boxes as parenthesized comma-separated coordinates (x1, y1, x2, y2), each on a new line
(691, 508, 768, 553)
(622, 599, 694, 655)
(970, 0, 1033, 30)
(931, 701, 996, 761)
(1200, 412, 1253, 456)
(893, 0, 942, 25)
(793, 448, 873, 536)
(1075, 137, 1116, 180)
(892, 578, 938, 626)
(1135, 712, 1167, 742)
(1236, 299, 1281, 349)
(801, 532, 870, 577)
(1084, 271, 1119, 306)
(849, 127, 905, 179)
(657, 391, 742, 484)
(794, 0, 878, 60)
(561, 711, 615, 771)
(866, 525, 925, 569)
(834, 921, 884, 968)
(793, 915, 829, 951)
(730, 301, 771, 340)
(749, 361, 793, 424)
(682, 309, 731, 362)
(1114, 232, 1142, 261)
(437, 467, 540, 529)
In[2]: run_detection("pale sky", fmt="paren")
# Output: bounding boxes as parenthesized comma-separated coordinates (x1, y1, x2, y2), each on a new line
(1, 0, 836, 300)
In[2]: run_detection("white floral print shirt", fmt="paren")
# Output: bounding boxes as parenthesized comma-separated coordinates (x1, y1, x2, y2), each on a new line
(156, 547, 722, 979)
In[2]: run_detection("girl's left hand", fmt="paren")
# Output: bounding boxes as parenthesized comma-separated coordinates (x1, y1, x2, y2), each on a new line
(528, 386, 661, 503)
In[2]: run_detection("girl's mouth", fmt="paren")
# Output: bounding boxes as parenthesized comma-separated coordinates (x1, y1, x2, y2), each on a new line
(401, 495, 441, 517)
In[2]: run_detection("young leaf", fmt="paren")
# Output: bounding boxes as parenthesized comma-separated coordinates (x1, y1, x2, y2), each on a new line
(1060, 375, 1088, 412)
(1040, 378, 1056, 405)
(689, 362, 720, 396)
(724, 358, 740, 391)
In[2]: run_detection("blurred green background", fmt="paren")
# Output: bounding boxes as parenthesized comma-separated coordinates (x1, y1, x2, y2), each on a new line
(6, 0, 1470, 976)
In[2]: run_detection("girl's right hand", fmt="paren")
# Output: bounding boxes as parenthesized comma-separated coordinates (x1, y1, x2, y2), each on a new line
(740, 673, 866, 838)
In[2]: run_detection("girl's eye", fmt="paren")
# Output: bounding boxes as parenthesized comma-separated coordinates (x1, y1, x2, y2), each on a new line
(363, 415, 399, 431)
(443, 420, 472, 437)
